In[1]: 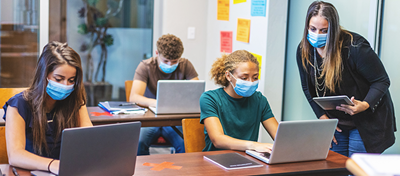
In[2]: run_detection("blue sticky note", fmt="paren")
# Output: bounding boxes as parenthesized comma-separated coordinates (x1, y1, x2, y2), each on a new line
(251, 0, 266, 17)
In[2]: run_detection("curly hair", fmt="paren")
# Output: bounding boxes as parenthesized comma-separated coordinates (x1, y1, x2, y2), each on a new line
(210, 50, 259, 87)
(156, 34, 184, 60)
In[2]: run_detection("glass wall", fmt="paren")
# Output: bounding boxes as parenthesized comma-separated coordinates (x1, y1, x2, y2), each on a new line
(0, 0, 39, 88)
(379, 0, 400, 154)
(283, 0, 373, 121)
(67, 0, 154, 105)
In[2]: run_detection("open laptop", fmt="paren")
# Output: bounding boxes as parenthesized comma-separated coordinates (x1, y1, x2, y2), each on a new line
(246, 119, 338, 164)
(149, 80, 205, 114)
(31, 121, 141, 176)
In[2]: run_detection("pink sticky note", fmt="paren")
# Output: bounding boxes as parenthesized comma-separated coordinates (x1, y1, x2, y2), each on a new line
(220, 31, 233, 53)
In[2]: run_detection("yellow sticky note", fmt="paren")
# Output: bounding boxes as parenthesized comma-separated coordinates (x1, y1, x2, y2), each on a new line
(217, 0, 230, 21)
(236, 18, 251, 43)
(234, 0, 247, 4)
(250, 52, 262, 80)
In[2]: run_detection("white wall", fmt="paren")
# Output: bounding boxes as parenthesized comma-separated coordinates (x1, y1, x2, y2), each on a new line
(0, 0, 13, 22)
(153, 0, 208, 80)
(158, 0, 288, 143)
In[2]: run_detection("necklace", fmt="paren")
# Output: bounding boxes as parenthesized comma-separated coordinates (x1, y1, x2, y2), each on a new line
(47, 111, 56, 123)
(314, 49, 326, 97)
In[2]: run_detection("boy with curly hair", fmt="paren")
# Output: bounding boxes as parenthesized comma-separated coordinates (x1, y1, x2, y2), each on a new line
(130, 34, 198, 155)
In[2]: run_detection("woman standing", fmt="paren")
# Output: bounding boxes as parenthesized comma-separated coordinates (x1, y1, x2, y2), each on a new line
(4, 41, 93, 174)
(296, 1, 395, 157)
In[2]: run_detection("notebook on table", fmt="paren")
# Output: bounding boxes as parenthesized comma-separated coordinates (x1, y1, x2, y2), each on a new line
(246, 119, 338, 164)
(31, 121, 141, 176)
(148, 80, 205, 114)
(204, 152, 263, 170)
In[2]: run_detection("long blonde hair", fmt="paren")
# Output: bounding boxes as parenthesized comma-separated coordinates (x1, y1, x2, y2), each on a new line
(300, 1, 352, 92)
(210, 50, 259, 87)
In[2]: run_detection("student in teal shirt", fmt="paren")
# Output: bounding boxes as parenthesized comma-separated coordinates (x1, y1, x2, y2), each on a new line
(200, 50, 279, 152)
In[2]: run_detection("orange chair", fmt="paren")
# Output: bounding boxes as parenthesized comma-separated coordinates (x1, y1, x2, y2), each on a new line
(0, 87, 28, 164)
(182, 118, 205, 153)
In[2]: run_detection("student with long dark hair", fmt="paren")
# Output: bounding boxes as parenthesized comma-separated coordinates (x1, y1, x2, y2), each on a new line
(297, 1, 396, 156)
(4, 41, 93, 174)
(200, 50, 278, 152)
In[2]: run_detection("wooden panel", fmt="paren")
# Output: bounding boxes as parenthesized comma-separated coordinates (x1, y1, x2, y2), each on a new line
(182, 118, 205, 153)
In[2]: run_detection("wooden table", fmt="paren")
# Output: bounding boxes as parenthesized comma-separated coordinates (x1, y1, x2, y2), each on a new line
(0, 107, 200, 127)
(0, 150, 350, 176)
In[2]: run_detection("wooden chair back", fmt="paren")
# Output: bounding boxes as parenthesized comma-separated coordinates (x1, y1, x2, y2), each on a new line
(0, 88, 27, 108)
(0, 88, 27, 164)
(125, 80, 133, 102)
(182, 118, 205, 153)
(0, 127, 8, 164)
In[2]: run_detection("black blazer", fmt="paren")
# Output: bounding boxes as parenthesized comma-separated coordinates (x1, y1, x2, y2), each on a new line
(296, 32, 396, 153)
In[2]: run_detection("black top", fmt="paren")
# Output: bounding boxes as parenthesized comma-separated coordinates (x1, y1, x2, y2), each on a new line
(296, 32, 396, 153)
(3, 92, 61, 159)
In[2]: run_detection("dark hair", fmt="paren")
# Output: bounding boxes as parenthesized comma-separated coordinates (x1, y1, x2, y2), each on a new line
(24, 41, 86, 155)
(210, 50, 259, 87)
(156, 34, 184, 60)
(300, 1, 352, 92)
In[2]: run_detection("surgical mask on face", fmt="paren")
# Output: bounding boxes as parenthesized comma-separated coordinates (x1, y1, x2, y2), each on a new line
(229, 72, 259, 97)
(46, 79, 74, 100)
(159, 61, 179, 74)
(307, 30, 327, 48)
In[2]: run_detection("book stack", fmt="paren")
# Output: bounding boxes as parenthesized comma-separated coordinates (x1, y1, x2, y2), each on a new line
(98, 101, 146, 114)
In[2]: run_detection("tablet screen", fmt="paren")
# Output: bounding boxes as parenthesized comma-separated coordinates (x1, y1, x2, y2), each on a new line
(313, 95, 354, 110)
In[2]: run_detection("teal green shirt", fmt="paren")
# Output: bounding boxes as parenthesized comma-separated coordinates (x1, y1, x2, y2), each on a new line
(200, 87, 274, 151)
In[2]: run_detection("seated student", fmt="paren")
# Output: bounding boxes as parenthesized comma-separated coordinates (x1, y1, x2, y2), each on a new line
(130, 34, 199, 155)
(200, 50, 278, 152)
(3, 41, 93, 175)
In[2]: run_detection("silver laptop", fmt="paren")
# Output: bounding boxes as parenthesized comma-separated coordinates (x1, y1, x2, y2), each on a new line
(31, 121, 141, 176)
(246, 119, 338, 164)
(149, 80, 205, 114)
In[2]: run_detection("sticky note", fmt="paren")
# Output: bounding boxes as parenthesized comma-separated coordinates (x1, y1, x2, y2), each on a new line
(236, 18, 251, 43)
(217, 0, 230, 21)
(251, 0, 267, 17)
(234, 0, 247, 4)
(220, 31, 233, 53)
(250, 52, 262, 79)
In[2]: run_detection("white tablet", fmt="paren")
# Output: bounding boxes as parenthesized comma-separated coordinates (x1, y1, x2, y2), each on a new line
(313, 95, 354, 110)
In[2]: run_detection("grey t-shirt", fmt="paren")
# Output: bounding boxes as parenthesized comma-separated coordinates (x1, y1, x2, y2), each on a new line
(133, 56, 198, 99)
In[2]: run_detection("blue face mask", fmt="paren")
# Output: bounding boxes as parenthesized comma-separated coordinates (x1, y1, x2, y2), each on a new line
(229, 72, 259, 97)
(159, 61, 179, 74)
(46, 79, 74, 100)
(307, 30, 327, 48)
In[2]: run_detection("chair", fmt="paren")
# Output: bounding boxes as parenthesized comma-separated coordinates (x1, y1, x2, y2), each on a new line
(0, 127, 7, 164)
(124, 80, 172, 153)
(0, 88, 28, 108)
(0, 87, 27, 164)
(125, 80, 133, 102)
(182, 118, 205, 153)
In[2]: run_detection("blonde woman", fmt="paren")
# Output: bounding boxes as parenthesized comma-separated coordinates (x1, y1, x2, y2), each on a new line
(297, 1, 395, 156)
(200, 50, 278, 152)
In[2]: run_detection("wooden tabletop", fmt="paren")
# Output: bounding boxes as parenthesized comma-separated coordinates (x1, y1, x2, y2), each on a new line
(88, 107, 200, 127)
(0, 107, 200, 127)
(0, 150, 350, 176)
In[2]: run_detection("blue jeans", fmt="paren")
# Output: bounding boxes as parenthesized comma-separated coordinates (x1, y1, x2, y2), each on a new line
(330, 128, 367, 157)
(137, 126, 185, 155)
